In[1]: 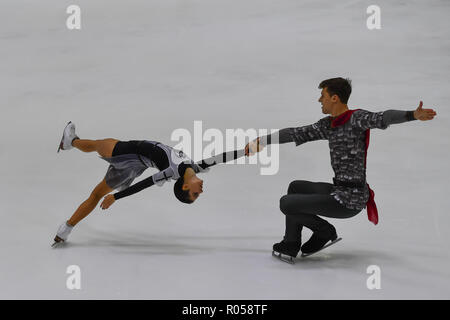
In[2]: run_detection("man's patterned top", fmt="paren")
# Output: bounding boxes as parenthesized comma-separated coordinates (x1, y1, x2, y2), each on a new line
(289, 110, 391, 210)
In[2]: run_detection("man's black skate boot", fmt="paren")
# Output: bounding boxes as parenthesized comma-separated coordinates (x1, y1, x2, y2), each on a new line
(301, 225, 338, 255)
(272, 240, 301, 263)
(273, 240, 301, 257)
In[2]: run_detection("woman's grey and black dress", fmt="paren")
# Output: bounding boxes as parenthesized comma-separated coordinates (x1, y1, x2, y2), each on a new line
(100, 140, 245, 200)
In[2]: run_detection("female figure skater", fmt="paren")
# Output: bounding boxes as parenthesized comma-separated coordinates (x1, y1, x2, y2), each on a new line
(53, 122, 245, 246)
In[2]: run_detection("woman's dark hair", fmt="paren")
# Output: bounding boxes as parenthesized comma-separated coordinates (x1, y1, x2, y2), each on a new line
(173, 164, 194, 204)
(318, 77, 352, 104)
(173, 177, 193, 204)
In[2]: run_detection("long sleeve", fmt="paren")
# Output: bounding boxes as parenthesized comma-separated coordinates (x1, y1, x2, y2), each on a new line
(113, 166, 176, 200)
(256, 128, 295, 146)
(197, 149, 246, 169)
(382, 110, 416, 126)
(256, 118, 329, 148)
(284, 117, 329, 147)
(351, 109, 416, 131)
(113, 175, 155, 200)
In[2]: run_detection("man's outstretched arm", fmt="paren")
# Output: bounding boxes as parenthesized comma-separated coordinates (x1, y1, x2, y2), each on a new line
(385, 101, 437, 124)
(245, 117, 329, 156)
(353, 101, 437, 130)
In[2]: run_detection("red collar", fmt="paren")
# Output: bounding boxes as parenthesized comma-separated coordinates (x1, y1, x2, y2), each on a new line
(330, 109, 360, 128)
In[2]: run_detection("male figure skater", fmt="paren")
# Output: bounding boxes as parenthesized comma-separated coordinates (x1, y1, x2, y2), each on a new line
(53, 124, 245, 246)
(246, 77, 437, 261)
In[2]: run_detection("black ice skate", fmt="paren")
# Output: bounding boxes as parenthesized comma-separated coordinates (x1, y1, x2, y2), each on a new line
(272, 240, 301, 264)
(300, 227, 341, 257)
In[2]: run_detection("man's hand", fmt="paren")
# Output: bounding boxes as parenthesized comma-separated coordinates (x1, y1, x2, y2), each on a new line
(245, 137, 264, 156)
(414, 101, 437, 121)
(100, 194, 115, 210)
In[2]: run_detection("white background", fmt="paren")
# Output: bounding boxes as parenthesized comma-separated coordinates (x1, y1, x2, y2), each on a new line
(1, 0, 449, 299)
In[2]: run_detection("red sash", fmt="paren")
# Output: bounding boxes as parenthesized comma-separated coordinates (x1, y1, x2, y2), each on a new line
(331, 109, 379, 225)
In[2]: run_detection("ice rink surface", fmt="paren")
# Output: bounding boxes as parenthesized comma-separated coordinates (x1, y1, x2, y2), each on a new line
(1, 0, 449, 299)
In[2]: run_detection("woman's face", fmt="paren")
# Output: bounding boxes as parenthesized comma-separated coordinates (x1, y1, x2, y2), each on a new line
(184, 175, 204, 202)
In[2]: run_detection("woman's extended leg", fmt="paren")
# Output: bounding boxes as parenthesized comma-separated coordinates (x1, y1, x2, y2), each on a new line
(67, 178, 114, 226)
(72, 138, 120, 158)
(66, 139, 119, 225)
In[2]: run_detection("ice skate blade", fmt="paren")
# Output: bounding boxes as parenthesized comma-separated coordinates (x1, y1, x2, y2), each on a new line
(301, 237, 342, 258)
(272, 251, 296, 264)
(51, 236, 65, 248)
(51, 241, 64, 248)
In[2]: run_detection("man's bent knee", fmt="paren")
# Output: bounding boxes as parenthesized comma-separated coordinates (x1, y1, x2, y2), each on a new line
(287, 180, 310, 194)
(279, 195, 291, 214)
(287, 181, 297, 194)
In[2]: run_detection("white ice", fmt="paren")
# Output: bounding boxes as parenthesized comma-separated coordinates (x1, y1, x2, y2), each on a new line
(1, 0, 450, 299)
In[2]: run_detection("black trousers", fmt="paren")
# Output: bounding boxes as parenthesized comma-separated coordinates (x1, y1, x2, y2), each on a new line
(279, 180, 361, 242)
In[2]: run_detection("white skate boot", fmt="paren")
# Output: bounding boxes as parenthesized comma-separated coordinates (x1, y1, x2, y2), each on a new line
(52, 221, 74, 247)
(57, 121, 79, 153)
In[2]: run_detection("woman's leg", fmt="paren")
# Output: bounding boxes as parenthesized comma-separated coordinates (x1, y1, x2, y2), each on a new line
(61, 139, 119, 227)
(72, 138, 120, 158)
(67, 178, 114, 226)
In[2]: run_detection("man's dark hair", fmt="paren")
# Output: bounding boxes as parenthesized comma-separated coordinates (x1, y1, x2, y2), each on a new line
(173, 177, 193, 204)
(318, 77, 352, 104)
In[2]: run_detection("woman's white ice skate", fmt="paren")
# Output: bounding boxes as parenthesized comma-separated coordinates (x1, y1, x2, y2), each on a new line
(51, 222, 74, 248)
(57, 121, 79, 153)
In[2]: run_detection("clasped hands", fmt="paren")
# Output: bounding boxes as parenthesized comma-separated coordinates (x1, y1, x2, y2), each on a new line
(245, 138, 265, 157)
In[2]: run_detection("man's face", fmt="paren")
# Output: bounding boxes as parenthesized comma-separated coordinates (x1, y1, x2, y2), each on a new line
(318, 88, 336, 114)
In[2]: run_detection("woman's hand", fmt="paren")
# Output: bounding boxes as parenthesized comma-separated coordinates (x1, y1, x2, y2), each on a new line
(100, 194, 116, 210)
